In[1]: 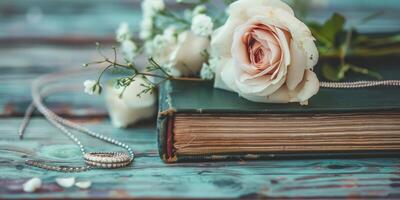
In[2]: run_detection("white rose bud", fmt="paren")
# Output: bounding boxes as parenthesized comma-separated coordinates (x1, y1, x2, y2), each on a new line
(105, 78, 156, 128)
(168, 31, 210, 76)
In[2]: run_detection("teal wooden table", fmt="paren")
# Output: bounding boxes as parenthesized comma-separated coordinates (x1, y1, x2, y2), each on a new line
(1, 0, 400, 199)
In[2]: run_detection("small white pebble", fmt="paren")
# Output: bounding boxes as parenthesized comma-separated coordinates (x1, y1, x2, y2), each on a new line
(55, 177, 75, 188)
(23, 177, 42, 193)
(75, 181, 92, 189)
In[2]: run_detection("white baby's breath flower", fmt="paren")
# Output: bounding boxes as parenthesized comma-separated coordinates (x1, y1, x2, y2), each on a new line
(163, 26, 177, 43)
(116, 22, 131, 42)
(163, 63, 182, 78)
(193, 5, 207, 16)
(191, 14, 214, 37)
(142, 0, 165, 17)
(207, 55, 220, 72)
(140, 18, 153, 40)
(145, 27, 179, 65)
(200, 63, 215, 80)
(121, 40, 138, 62)
(84, 80, 102, 96)
(152, 34, 168, 49)
(140, 0, 164, 40)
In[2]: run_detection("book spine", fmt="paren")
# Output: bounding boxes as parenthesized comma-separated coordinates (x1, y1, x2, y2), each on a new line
(157, 82, 178, 163)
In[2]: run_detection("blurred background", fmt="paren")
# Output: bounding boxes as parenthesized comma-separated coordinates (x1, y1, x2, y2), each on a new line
(1, 0, 400, 40)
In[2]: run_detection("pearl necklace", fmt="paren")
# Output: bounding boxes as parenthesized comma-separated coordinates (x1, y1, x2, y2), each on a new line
(320, 80, 400, 89)
(19, 70, 134, 173)
(18, 69, 400, 173)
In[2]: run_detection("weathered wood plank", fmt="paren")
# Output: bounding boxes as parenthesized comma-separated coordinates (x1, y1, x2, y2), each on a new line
(0, 69, 109, 117)
(1, 1, 400, 199)
(0, 44, 119, 68)
(0, 118, 399, 199)
(0, 0, 399, 41)
(0, 45, 149, 117)
(0, 0, 141, 39)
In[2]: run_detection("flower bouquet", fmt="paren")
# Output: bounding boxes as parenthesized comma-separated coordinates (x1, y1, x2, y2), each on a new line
(83, 0, 400, 128)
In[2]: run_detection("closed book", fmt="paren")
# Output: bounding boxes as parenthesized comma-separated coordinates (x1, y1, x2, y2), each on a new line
(157, 64, 400, 163)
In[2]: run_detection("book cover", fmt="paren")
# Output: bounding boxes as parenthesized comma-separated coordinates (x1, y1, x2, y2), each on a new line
(157, 61, 400, 163)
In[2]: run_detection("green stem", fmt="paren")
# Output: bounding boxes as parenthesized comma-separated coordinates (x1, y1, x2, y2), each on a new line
(97, 64, 114, 83)
(349, 64, 383, 80)
(158, 10, 190, 25)
(149, 57, 173, 78)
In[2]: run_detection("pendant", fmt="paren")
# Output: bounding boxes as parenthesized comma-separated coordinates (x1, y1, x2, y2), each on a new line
(83, 152, 133, 169)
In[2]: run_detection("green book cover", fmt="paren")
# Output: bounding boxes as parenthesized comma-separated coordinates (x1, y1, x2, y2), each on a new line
(157, 59, 400, 163)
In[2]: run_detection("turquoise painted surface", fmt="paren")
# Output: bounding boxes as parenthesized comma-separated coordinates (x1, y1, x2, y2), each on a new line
(0, 0, 400, 199)
(0, 0, 399, 39)
(1, 118, 400, 198)
(0, 45, 399, 199)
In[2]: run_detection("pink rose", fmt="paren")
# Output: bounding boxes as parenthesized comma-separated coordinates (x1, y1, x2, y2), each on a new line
(212, 0, 320, 104)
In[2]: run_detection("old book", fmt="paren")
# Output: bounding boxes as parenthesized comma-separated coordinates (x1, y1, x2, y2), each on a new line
(157, 77, 400, 163)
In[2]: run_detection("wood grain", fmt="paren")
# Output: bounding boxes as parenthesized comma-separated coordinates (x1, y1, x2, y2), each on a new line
(1, 0, 399, 42)
(1, 0, 400, 199)
(1, 118, 400, 199)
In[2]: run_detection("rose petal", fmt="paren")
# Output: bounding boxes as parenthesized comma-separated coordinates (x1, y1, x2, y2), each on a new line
(290, 69, 320, 102)
(231, 23, 258, 74)
(239, 84, 291, 103)
(301, 38, 319, 69)
(214, 57, 233, 91)
(212, 17, 245, 57)
(258, 8, 318, 69)
(286, 40, 306, 90)
(235, 73, 286, 96)
(239, 61, 281, 82)
(212, 0, 319, 104)
(235, 8, 318, 69)
(219, 59, 239, 92)
(270, 27, 290, 84)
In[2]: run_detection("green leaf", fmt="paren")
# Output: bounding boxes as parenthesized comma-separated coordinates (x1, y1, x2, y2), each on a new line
(223, 0, 236, 5)
(320, 13, 346, 45)
(322, 64, 351, 81)
(322, 64, 341, 81)
(311, 13, 346, 48)
(308, 23, 332, 47)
